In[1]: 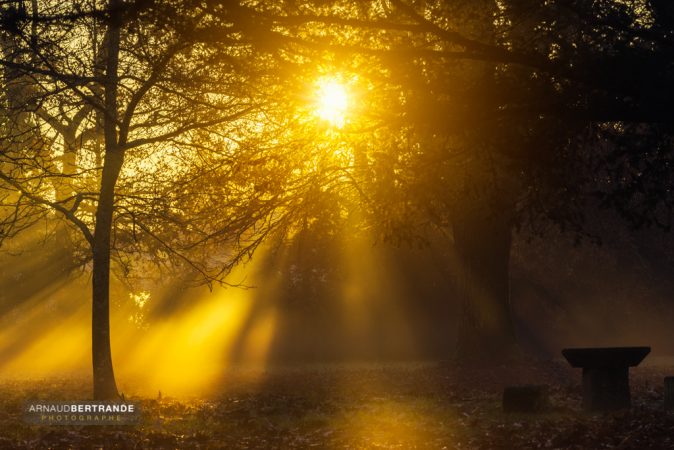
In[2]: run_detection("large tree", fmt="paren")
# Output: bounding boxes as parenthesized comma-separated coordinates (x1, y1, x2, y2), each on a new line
(0, 0, 307, 398)
(236, 0, 674, 360)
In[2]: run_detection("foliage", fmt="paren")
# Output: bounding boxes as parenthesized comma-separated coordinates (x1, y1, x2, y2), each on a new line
(237, 0, 674, 240)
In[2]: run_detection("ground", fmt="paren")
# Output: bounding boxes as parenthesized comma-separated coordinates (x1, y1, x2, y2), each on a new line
(1, 360, 674, 449)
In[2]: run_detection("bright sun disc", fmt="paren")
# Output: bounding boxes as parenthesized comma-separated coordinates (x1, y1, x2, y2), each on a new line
(315, 78, 348, 128)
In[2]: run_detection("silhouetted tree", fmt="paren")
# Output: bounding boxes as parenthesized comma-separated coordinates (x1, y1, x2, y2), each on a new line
(0, 0, 312, 398)
(238, 0, 674, 361)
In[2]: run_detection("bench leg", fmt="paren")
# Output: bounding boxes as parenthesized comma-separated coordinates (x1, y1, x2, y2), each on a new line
(582, 367, 630, 411)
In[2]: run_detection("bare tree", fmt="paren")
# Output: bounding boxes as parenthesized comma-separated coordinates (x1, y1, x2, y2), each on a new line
(0, 0, 310, 399)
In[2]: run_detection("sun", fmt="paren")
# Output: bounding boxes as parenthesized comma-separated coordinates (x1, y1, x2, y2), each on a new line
(314, 77, 349, 128)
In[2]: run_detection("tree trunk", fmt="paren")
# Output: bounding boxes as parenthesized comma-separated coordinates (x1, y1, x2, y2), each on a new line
(91, 148, 123, 400)
(52, 131, 78, 252)
(91, 0, 122, 400)
(452, 198, 518, 362)
(56, 131, 78, 202)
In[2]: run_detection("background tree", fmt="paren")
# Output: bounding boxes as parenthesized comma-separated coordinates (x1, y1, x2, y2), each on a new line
(238, 0, 674, 361)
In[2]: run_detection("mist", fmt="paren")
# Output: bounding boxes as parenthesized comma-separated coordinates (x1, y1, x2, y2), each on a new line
(2, 209, 673, 398)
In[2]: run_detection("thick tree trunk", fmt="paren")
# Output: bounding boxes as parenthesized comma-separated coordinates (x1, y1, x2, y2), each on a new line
(91, 0, 122, 400)
(452, 199, 518, 362)
(91, 149, 123, 400)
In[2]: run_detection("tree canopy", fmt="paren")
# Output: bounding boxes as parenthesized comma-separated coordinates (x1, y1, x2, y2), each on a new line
(1, 0, 673, 394)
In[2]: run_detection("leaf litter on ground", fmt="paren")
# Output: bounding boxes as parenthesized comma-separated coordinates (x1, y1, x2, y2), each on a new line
(1, 359, 674, 449)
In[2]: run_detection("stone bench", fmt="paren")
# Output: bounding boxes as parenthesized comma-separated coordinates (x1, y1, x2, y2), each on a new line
(562, 346, 650, 412)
